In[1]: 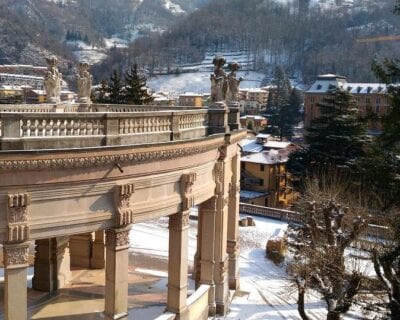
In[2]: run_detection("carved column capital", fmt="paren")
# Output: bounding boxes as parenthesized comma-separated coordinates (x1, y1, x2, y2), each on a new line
(3, 243, 29, 269)
(6, 193, 30, 243)
(181, 172, 197, 211)
(114, 183, 134, 227)
(105, 227, 130, 250)
(169, 211, 190, 231)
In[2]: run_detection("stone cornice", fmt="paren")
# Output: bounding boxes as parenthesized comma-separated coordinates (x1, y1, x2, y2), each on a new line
(0, 137, 225, 171)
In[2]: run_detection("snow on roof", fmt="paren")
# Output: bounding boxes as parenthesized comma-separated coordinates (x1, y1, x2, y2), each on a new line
(256, 133, 270, 139)
(241, 150, 288, 164)
(179, 92, 202, 97)
(240, 190, 269, 199)
(307, 74, 387, 94)
(241, 115, 267, 120)
(240, 140, 264, 153)
(263, 141, 293, 149)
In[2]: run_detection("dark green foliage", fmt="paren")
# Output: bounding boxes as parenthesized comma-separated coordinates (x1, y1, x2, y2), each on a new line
(266, 66, 302, 140)
(287, 88, 367, 178)
(124, 64, 154, 105)
(108, 70, 124, 104)
(95, 79, 109, 103)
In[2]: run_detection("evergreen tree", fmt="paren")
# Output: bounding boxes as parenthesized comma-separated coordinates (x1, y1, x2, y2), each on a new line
(108, 70, 124, 104)
(266, 66, 301, 140)
(287, 87, 367, 178)
(124, 64, 154, 105)
(95, 79, 109, 103)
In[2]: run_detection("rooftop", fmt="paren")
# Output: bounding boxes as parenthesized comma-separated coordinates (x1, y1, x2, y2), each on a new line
(241, 150, 288, 165)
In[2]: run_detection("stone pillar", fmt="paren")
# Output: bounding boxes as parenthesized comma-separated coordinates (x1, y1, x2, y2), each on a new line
(4, 192, 31, 320)
(193, 211, 203, 289)
(213, 161, 230, 316)
(91, 230, 105, 269)
(104, 227, 130, 320)
(208, 102, 230, 135)
(227, 154, 240, 290)
(228, 102, 240, 131)
(3, 243, 29, 320)
(199, 198, 217, 316)
(33, 236, 71, 292)
(70, 233, 92, 268)
(167, 211, 189, 319)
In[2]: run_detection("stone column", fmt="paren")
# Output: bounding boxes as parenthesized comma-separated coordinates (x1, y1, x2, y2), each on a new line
(167, 211, 189, 319)
(91, 230, 105, 269)
(193, 211, 203, 289)
(199, 197, 217, 316)
(70, 233, 93, 268)
(227, 154, 240, 290)
(104, 227, 130, 320)
(213, 161, 230, 316)
(33, 236, 71, 292)
(3, 243, 29, 320)
(4, 192, 31, 320)
(104, 183, 135, 320)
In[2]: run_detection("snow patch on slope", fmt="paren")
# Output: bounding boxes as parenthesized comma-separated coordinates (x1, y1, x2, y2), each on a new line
(163, 0, 185, 15)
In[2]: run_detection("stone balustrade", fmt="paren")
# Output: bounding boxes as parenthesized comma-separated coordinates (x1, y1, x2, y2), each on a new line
(0, 109, 209, 150)
(239, 202, 389, 240)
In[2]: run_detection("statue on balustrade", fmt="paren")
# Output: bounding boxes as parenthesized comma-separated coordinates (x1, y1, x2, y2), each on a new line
(226, 62, 243, 103)
(77, 61, 93, 103)
(210, 56, 228, 103)
(44, 56, 62, 103)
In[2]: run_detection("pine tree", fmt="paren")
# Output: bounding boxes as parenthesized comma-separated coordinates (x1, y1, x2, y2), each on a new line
(95, 79, 109, 103)
(287, 87, 367, 177)
(266, 66, 301, 140)
(124, 64, 154, 105)
(108, 70, 124, 104)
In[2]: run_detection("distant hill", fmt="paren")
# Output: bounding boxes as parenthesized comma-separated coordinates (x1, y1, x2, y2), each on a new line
(0, 0, 211, 73)
(94, 0, 400, 84)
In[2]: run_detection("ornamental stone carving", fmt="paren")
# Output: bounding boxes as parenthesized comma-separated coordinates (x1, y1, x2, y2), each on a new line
(226, 62, 242, 103)
(169, 211, 190, 230)
(181, 173, 197, 211)
(106, 228, 130, 249)
(0, 139, 222, 171)
(229, 182, 240, 198)
(115, 184, 135, 227)
(44, 56, 62, 103)
(6, 193, 30, 243)
(3, 245, 29, 267)
(77, 61, 93, 103)
(214, 162, 224, 195)
(210, 56, 227, 103)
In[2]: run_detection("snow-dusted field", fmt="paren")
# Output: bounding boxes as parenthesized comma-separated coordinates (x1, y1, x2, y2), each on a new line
(130, 214, 377, 319)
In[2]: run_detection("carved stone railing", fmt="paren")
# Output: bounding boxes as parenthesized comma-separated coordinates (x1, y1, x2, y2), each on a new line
(0, 103, 204, 113)
(239, 203, 389, 240)
(0, 109, 209, 150)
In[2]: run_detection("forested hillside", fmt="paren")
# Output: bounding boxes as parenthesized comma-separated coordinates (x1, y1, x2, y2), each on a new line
(95, 0, 400, 83)
(0, 0, 209, 72)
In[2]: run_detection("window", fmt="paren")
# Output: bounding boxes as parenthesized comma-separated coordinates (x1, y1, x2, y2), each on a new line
(241, 162, 246, 170)
(259, 179, 264, 186)
(260, 164, 265, 171)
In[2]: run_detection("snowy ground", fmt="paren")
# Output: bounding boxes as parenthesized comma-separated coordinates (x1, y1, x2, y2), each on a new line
(130, 214, 378, 319)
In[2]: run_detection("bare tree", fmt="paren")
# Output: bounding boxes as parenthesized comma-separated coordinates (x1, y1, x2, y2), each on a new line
(371, 211, 400, 320)
(290, 181, 367, 320)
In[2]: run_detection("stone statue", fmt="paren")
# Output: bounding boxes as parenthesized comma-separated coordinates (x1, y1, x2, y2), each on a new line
(77, 61, 93, 103)
(226, 62, 243, 103)
(44, 56, 62, 103)
(210, 56, 227, 102)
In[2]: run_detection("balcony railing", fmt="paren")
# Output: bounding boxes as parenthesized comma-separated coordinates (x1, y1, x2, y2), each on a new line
(0, 103, 241, 150)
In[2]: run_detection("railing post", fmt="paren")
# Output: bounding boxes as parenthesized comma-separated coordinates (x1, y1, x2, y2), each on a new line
(0, 114, 22, 150)
(171, 112, 181, 141)
(227, 102, 240, 131)
(208, 102, 230, 135)
(105, 114, 120, 146)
